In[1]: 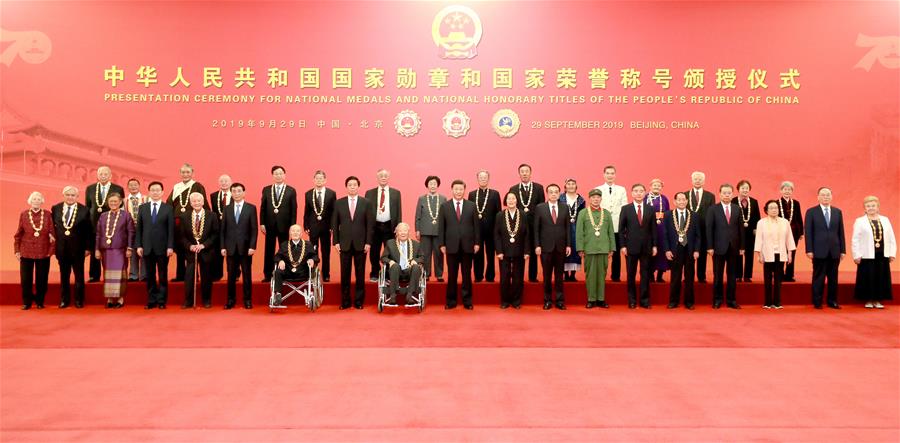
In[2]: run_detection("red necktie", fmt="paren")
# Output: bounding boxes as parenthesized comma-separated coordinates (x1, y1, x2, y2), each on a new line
(221, 193, 226, 208)
(725, 204, 731, 223)
(349, 198, 356, 220)
(456, 201, 461, 220)
(551, 205, 557, 223)
(194, 213, 200, 231)
(379, 188, 385, 210)
(637, 204, 643, 225)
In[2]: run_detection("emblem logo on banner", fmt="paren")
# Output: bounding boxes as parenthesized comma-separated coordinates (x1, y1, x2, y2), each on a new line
(394, 110, 422, 137)
(442, 109, 471, 138)
(492, 109, 521, 138)
(0, 28, 52, 66)
(432, 5, 483, 59)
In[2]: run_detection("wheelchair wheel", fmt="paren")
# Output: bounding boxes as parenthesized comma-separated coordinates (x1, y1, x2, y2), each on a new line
(418, 290, 426, 313)
(377, 294, 384, 313)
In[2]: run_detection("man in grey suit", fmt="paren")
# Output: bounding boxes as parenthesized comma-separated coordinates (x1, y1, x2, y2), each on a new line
(381, 223, 425, 305)
(135, 181, 174, 309)
(414, 175, 446, 282)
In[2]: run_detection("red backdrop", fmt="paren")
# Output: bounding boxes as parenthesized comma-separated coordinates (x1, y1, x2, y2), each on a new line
(2, 1, 898, 279)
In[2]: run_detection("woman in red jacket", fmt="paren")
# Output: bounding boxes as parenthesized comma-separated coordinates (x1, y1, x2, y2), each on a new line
(14, 191, 55, 310)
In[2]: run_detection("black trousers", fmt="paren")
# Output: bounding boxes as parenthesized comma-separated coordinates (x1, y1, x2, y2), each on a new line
(263, 227, 289, 280)
(812, 257, 840, 306)
(386, 263, 423, 303)
(473, 223, 496, 281)
(309, 229, 331, 280)
(610, 233, 622, 281)
(420, 235, 444, 279)
(446, 252, 474, 306)
(784, 250, 798, 280)
(226, 253, 253, 304)
(540, 250, 565, 303)
(696, 229, 709, 282)
(369, 222, 393, 278)
(185, 252, 213, 306)
(736, 232, 756, 280)
(763, 256, 785, 306)
(174, 246, 187, 281)
(340, 249, 367, 306)
(626, 253, 651, 306)
(143, 253, 169, 305)
(210, 250, 225, 281)
(58, 254, 86, 305)
(498, 256, 525, 306)
(712, 248, 739, 304)
(20, 257, 50, 307)
(669, 246, 695, 306)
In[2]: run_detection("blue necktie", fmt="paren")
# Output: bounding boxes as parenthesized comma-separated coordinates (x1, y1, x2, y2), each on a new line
(235, 204, 241, 224)
(824, 207, 830, 229)
(151, 203, 158, 224)
(400, 243, 408, 270)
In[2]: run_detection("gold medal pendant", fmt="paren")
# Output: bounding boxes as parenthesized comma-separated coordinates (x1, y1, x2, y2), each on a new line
(432, 220, 437, 225)
(594, 231, 600, 237)
(876, 242, 881, 248)
(65, 230, 71, 236)
(743, 222, 749, 227)
(510, 237, 515, 243)
(291, 267, 297, 273)
(656, 220, 661, 225)
(274, 209, 279, 214)
(97, 208, 103, 213)
(570, 218, 575, 224)
(478, 214, 483, 219)
(679, 235, 685, 243)
(106, 239, 112, 245)
(317, 215, 322, 220)
(181, 208, 186, 213)
(523, 207, 529, 213)
(33, 231, 40, 237)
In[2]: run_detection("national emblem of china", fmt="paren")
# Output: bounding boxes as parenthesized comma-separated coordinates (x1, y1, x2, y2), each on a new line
(492, 109, 521, 138)
(394, 110, 422, 137)
(442, 109, 471, 138)
(432, 5, 483, 59)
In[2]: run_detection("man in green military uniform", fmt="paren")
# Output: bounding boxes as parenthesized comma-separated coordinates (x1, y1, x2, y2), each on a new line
(577, 189, 616, 308)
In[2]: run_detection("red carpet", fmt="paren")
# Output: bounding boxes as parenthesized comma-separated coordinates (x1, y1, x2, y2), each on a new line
(2, 304, 898, 442)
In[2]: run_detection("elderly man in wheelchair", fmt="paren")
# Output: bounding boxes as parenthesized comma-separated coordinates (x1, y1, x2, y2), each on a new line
(271, 224, 322, 310)
(378, 222, 426, 312)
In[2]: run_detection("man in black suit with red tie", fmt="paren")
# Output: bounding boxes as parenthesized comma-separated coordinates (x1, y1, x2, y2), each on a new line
(619, 183, 657, 309)
(534, 184, 570, 310)
(260, 165, 298, 283)
(662, 192, 701, 309)
(209, 174, 232, 281)
(304, 170, 337, 282)
(706, 184, 744, 309)
(332, 176, 374, 309)
(469, 170, 501, 282)
(219, 183, 257, 309)
(439, 179, 481, 310)
(509, 164, 545, 282)
(804, 187, 845, 309)
(685, 171, 715, 283)
(365, 169, 402, 282)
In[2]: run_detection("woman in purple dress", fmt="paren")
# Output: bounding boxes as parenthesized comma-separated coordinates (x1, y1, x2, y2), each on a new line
(645, 178, 670, 282)
(94, 193, 135, 308)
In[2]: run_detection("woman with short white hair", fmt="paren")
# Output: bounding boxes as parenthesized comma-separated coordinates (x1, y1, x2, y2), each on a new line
(13, 191, 55, 310)
(852, 196, 895, 308)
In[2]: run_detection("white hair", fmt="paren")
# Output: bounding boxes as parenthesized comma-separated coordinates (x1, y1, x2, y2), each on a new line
(27, 191, 44, 205)
(691, 171, 705, 180)
(62, 185, 79, 195)
(780, 181, 794, 190)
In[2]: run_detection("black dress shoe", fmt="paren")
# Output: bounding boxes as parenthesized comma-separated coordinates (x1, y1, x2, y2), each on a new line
(698, 280, 708, 284)
(224, 303, 234, 310)
(585, 301, 595, 309)
(828, 303, 841, 309)
(35, 303, 45, 309)
(611, 278, 621, 283)
(640, 304, 651, 309)
(114, 302, 124, 309)
(597, 301, 610, 309)
(145, 303, 157, 310)
(500, 303, 510, 309)
(105, 302, 114, 309)
(813, 304, 823, 309)
(628, 303, 637, 309)
(667, 303, 678, 309)
(474, 278, 483, 283)
(528, 279, 539, 283)
(444, 304, 456, 310)
(727, 303, 741, 309)
(158, 304, 166, 309)
(486, 279, 495, 283)
(74, 302, 84, 309)
(181, 303, 193, 309)
(685, 304, 695, 310)
(203, 302, 212, 309)
(783, 277, 796, 282)
(712, 301, 722, 309)
(556, 303, 566, 310)
(512, 304, 521, 310)
(339, 304, 351, 310)
(170, 278, 183, 282)
(244, 302, 253, 309)
(437, 278, 445, 283)
(88, 277, 99, 283)
(59, 302, 69, 309)
(322, 277, 330, 282)
(543, 302, 552, 310)
(21, 305, 31, 310)
(464, 304, 474, 310)
(262, 278, 271, 283)
(128, 277, 138, 282)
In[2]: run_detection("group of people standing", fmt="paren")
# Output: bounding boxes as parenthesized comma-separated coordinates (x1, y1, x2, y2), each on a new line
(13, 163, 896, 311)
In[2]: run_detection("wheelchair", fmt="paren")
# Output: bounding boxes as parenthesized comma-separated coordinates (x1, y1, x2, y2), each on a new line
(376, 262, 427, 313)
(269, 263, 323, 312)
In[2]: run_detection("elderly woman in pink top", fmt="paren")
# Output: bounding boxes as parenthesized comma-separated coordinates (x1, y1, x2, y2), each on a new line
(754, 199, 796, 309)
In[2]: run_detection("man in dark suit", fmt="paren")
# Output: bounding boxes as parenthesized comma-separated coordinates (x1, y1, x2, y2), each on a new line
(804, 187, 846, 309)
(304, 170, 336, 282)
(85, 165, 124, 282)
(686, 171, 715, 283)
(509, 164, 545, 282)
(260, 165, 298, 283)
(779, 181, 804, 282)
(534, 184, 570, 310)
(52, 186, 93, 308)
(273, 225, 320, 306)
(219, 183, 258, 309)
(135, 181, 175, 309)
(209, 174, 232, 281)
(469, 170, 501, 282)
(181, 192, 219, 309)
(332, 176, 374, 309)
(380, 223, 425, 305)
(619, 183, 657, 309)
(439, 179, 481, 309)
(365, 169, 402, 281)
(167, 163, 209, 282)
(662, 192, 701, 309)
(706, 184, 744, 309)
